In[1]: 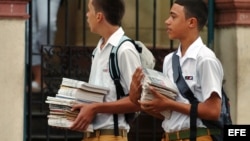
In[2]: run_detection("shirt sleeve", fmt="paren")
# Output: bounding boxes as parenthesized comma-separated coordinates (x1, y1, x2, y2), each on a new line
(198, 56, 224, 100)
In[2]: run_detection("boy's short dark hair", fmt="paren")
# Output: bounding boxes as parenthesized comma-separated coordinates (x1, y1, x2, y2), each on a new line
(174, 0, 208, 31)
(92, 0, 125, 26)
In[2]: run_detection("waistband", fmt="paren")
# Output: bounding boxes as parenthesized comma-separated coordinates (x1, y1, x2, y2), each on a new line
(84, 129, 127, 138)
(163, 128, 221, 141)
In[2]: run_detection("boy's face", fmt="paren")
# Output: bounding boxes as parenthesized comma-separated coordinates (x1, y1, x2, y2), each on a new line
(86, 0, 98, 33)
(165, 4, 190, 40)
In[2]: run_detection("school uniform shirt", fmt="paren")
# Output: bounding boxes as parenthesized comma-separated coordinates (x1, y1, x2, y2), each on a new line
(162, 37, 224, 133)
(88, 27, 141, 131)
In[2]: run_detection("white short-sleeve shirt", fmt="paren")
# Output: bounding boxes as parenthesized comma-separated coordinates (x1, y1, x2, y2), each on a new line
(88, 27, 141, 130)
(162, 37, 224, 132)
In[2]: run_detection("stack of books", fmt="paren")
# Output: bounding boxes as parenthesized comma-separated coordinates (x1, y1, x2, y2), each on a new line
(141, 68, 178, 119)
(56, 77, 109, 103)
(45, 77, 110, 132)
(45, 96, 90, 131)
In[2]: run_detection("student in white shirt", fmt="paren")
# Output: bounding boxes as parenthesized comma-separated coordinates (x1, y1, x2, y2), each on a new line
(129, 0, 224, 141)
(69, 0, 141, 141)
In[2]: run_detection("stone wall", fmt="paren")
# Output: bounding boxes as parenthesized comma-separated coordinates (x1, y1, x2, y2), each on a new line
(0, 1, 29, 141)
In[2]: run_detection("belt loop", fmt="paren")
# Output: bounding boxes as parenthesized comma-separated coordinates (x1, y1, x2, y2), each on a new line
(165, 133, 169, 141)
(121, 129, 124, 137)
(85, 132, 90, 138)
(96, 130, 100, 137)
(207, 129, 211, 135)
(176, 131, 180, 140)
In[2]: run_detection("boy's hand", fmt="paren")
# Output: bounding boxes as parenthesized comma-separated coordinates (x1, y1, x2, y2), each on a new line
(129, 67, 144, 105)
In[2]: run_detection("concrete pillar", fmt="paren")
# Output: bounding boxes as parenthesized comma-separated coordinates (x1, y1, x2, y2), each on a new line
(214, 0, 250, 124)
(0, 0, 29, 140)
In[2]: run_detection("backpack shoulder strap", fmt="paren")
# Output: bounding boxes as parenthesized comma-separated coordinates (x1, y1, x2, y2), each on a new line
(109, 35, 131, 83)
(109, 35, 135, 136)
(92, 35, 136, 82)
(172, 50, 198, 141)
(172, 51, 198, 102)
(109, 35, 140, 83)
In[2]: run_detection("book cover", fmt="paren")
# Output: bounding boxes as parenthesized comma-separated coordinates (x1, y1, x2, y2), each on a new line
(46, 96, 79, 107)
(143, 68, 178, 94)
(57, 85, 105, 103)
(61, 78, 109, 95)
(141, 68, 179, 119)
(48, 117, 93, 132)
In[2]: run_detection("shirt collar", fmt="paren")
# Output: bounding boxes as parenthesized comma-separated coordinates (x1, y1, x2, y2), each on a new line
(97, 27, 124, 50)
(177, 37, 204, 60)
(106, 27, 125, 47)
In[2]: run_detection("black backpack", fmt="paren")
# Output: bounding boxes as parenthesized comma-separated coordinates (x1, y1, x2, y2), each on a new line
(172, 51, 232, 141)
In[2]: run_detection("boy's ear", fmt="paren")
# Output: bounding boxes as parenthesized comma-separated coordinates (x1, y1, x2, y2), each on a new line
(96, 12, 103, 21)
(188, 17, 197, 29)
